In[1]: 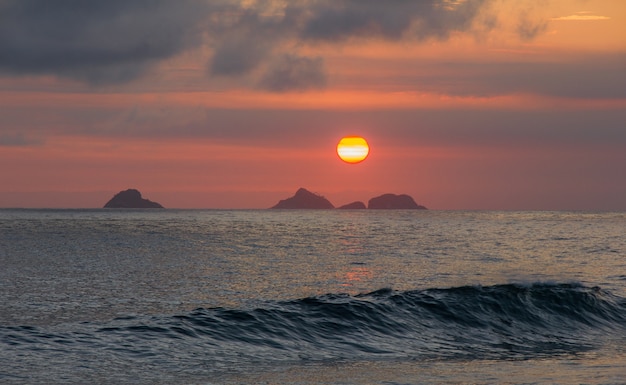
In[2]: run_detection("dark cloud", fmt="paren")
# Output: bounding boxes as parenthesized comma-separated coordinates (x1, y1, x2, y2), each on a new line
(298, 0, 487, 41)
(516, 12, 548, 41)
(2, 0, 565, 93)
(0, 0, 223, 84)
(258, 54, 326, 92)
(299, 1, 416, 40)
(210, 36, 272, 77)
(0, 0, 617, 101)
(204, 0, 492, 88)
(0, 132, 43, 147)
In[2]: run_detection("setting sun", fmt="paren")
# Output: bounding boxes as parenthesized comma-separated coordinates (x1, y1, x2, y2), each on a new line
(337, 136, 370, 164)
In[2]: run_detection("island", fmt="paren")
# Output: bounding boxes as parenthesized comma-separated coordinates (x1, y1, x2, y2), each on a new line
(368, 193, 427, 209)
(271, 188, 427, 210)
(103, 189, 164, 209)
(270, 188, 334, 209)
(337, 201, 367, 209)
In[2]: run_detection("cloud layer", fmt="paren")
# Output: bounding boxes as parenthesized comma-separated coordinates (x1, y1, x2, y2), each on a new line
(0, 0, 622, 98)
(0, 0, 219, 84)
(0, 0, 491, 90)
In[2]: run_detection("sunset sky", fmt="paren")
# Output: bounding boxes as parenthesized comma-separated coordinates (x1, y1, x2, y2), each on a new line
(1, 0, 625, 210)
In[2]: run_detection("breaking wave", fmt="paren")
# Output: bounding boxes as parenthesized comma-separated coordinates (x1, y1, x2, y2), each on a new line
(3, 282, 626, 379)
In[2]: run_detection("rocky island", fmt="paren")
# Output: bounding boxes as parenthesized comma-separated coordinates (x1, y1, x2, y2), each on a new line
(337, 201, 367, 209)
(368, 193, 426, 209)
(270, 188, 334, 209)
(271, 188, 427, 210)
(103, 189, 164, 209)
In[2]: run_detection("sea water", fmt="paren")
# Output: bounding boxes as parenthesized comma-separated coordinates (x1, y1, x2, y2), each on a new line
(1, 209, 625, 384)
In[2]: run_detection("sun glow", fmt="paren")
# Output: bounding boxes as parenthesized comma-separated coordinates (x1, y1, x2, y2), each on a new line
(337, 136, 370, 164)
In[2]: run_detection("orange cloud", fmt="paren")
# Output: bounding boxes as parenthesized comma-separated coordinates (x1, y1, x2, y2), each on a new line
(551, 12, 611, 21)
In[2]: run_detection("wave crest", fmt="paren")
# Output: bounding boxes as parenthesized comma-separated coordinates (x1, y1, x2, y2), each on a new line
(4, 283, 625, 366)
(158, 283, 626, 361)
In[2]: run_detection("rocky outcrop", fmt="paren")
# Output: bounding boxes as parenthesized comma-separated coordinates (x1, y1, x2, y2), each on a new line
(337, 201, 367, 209)
(368, 193, 427, 209)
(103, 189, 164, 209)
(270, 189, 427, 210)
(271, 188, 334, 209)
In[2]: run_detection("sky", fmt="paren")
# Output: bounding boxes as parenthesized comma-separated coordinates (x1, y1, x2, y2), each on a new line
(1, 0, 625, 210)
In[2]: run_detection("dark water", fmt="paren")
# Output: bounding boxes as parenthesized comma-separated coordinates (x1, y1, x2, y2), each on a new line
(1, 209, 625, 384)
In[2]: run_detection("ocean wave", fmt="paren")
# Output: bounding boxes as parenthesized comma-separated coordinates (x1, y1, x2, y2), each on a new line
(167, 282, 625, 360)
(3, 283, 625, 372)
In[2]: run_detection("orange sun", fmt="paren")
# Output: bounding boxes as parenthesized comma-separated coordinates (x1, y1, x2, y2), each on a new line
(337, 136, 369, 164)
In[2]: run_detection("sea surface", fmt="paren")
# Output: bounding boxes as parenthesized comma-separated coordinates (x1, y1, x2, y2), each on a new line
(1, 209, 625, 384)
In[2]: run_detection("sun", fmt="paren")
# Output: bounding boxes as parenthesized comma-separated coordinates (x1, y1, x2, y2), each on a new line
(337, 136, 369, 164)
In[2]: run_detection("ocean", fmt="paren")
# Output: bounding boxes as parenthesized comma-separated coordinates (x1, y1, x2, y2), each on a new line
(1, 209, 625, 384)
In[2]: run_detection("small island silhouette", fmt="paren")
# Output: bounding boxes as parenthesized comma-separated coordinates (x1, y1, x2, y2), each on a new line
(103, 189, 164, 209)
(271, 188, 427, 210)
(368, 193, 426, 209)
(337, 201, 367, 210)
(271, 188, 335, 209)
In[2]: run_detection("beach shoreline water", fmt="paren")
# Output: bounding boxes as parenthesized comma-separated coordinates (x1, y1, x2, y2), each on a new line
(1, 209, 625, 384)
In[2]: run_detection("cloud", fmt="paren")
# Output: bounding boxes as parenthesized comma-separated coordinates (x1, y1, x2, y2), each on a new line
(258, 54, 327, 92)
(551, 12, 611, 21)
(205, 0, 494, 89)
(0, 132, 43, 147)
(0, 0, 494, 88)
(298, 0, 488, 41)
(516, 12, 548, 41)
(391, 52, 626, 100)
(0, 0, 223, 84)
(210, 36, 273, 77)
(6, 0, 589, 96)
